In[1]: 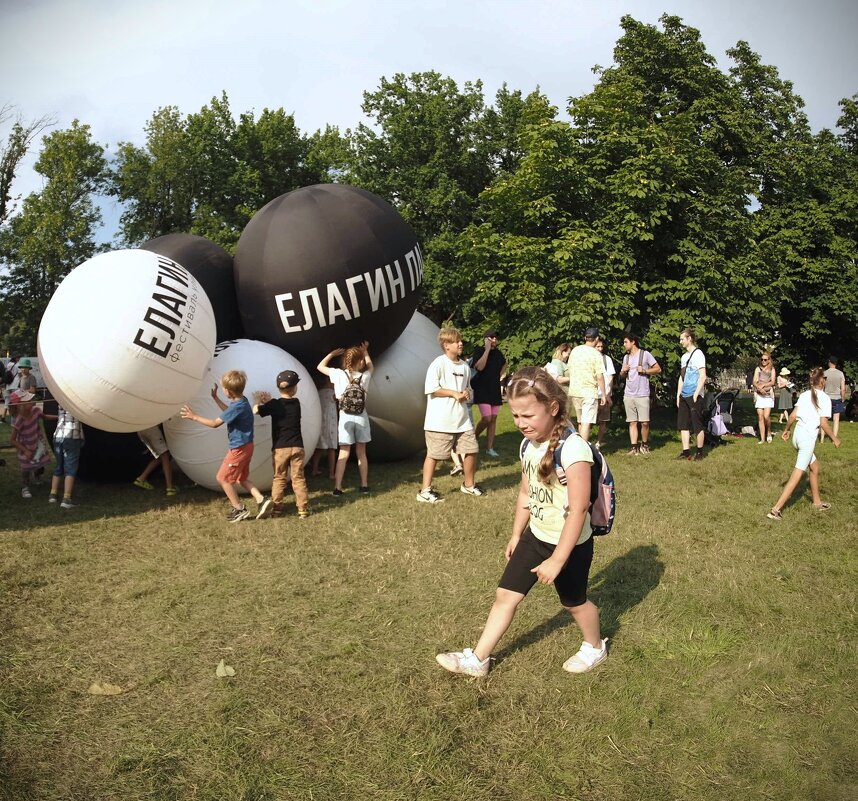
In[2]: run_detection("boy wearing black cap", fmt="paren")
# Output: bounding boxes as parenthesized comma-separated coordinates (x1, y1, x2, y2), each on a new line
(253, 370, 309, 519)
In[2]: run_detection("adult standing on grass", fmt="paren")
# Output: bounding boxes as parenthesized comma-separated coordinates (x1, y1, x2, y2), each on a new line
(417, 327, 482, 503)
(545, 343, 571, 386)
(820, 355, 846, 443)
(619, 333, 660, 455)
(594, 338, 615, 450)
(567, 327, 606, 443)
(767, 367, 840, 520)
(471, 329, 506, 458)
(777, 368, 794, 424)
(752, 352, 777, 444)
(436, 366, 607, 677)
(676, 328, 706, 461)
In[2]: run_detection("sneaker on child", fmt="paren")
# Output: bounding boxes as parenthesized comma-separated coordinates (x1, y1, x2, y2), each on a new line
(416, 488, 444, 503)
(21, 487, 32, 499)
(435, 647, 490, 677)
(562, 639, 608, 674)
(226, 505, 250, 523)
(256, 497, 273, 520)
(460, 483, 485, 497)
(485, 448, 499, 458)
(60, 499, 77, 510)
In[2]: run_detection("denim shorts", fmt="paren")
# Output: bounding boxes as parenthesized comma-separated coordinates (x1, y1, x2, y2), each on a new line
(53, 438, 82, 478)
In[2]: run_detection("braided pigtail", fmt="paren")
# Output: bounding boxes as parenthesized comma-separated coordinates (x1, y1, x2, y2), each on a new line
(539, 417, 568, 483)
(508, 365, 570, 484)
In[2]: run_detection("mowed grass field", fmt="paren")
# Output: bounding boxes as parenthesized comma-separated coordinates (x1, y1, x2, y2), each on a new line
(1, 399, 856, 801)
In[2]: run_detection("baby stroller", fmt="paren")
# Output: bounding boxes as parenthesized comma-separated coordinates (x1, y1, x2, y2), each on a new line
(702, 388, 740, 446)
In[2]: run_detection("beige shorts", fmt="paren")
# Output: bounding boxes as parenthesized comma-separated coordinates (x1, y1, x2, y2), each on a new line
(569, 396, 598, 425)
(138, 425, 169, 459)
(425, 429, 479, 461)
(623, 396, 651, 422)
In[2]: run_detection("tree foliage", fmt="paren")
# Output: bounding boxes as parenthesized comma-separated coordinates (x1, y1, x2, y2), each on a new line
(0, 121, 107, 353)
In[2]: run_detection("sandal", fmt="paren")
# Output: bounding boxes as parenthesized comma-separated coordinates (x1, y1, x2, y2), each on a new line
(813, 502, 831, 511)
(133, 478, 154, 490)
(166, 487, 178, 497)
(766, 508, 783, 520)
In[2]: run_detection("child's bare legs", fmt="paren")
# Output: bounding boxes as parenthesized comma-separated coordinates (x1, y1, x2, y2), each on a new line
(476, 413, 499, 450)
(473, 588, 526, 661)
(327, 449, 336, 479)
(310, 449, 323, 476)
(334, 444, 351, 491)
(239, 479, 264, 504)
(219, 480, 241, 508)
(137, 458, 159, 483)
(807, 459, 823, 506)
(50, 474, 75, 499)
(463, 452, 477, 487)
(355, 442, 369, 487)
(421, 455, 438, 489)
(160, 453, 174, 490)
(772, 467, 805, 512)
(567, 600, 602, 648)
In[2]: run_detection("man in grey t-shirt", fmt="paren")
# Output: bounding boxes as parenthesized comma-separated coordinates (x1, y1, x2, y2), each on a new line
(821, 355, 846, 443)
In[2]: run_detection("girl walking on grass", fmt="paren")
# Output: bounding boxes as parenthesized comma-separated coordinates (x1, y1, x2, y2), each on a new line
(436, 366, 607, 677)
(768, 367, 841, 520)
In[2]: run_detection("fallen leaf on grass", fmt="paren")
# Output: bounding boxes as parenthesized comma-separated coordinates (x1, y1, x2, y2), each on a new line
(87, 682, 123, 695)
(216, 659, 236, 678)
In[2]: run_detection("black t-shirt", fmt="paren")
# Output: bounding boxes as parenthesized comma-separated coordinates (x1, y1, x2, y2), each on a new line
(471, 346, 505, 405)
(257, 397, 303, 449)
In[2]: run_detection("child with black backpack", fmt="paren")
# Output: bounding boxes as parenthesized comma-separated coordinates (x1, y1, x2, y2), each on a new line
(317, 341, 373, 496)
(436, 365, 611, 678)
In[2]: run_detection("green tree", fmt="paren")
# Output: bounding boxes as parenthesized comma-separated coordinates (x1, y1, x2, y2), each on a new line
(0, 106, 55, 225)
(0, 121, 107, 353)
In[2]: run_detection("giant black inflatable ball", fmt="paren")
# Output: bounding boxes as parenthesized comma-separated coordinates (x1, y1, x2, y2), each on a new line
(233, 184, 422, 368)
(76, 425, 152, 483)
(141, 233, 244, 342)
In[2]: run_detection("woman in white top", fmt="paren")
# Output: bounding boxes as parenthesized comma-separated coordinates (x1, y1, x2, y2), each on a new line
(767, 368, 841, 520)
(753, 352, 776, 444)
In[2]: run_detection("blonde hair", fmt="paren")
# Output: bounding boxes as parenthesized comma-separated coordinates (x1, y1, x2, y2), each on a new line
(552, 343, 570, 360)
(342, 346, 366, 373)
(438, 327, 462, 347)
(221, 370, 247, 395)
(507, 365, 570, 483)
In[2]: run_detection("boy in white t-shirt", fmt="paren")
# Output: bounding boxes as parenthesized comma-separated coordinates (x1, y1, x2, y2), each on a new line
(417, 327, 483, 503)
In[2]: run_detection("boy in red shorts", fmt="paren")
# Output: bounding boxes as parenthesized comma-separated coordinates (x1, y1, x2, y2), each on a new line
(181, 369, 266, 522)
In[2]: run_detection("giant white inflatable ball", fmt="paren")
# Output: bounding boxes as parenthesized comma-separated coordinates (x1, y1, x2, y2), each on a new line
(162, 339, 321, 492)
(366, 311, 441, 462)
(37, 249, 216, 432)
(234, 184, 422, 370)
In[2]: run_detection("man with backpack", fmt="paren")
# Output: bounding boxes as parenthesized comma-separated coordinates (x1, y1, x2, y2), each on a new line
(619, 334, 661, 455)
(676, 328, 707, 461)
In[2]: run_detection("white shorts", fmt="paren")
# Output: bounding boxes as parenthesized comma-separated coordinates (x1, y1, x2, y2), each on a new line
(338, 411, 372, 445)
(138, 425, 168, 459)
(792, 426, 818, 471)
(754, 396, 775, 409)
(570, 396, 598, 425)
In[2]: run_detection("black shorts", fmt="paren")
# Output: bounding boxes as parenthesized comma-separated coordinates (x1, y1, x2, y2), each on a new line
(498, 526, 594, 608)
(677, 395, 704, 435)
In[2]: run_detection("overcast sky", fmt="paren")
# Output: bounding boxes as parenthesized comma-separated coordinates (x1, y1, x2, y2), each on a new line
(3, 0, 856, 237)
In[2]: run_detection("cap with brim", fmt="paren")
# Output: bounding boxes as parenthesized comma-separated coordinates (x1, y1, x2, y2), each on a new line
(18, 358, 32, 368)
(277, 370, 300, 388)
(484, 329, 498, 338)
(780, 368, 791, 376)
(10, 390, 35, 404)
(584, 327, 600, 339)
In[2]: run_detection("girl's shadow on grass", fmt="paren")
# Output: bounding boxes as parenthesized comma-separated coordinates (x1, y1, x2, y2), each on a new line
(496, 544, 664, 663)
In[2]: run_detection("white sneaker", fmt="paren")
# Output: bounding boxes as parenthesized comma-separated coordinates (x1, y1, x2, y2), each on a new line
(436, 647, 490, 677)
(460, 483, 485, 497)
(562, 639, 608, 673)
(21, 487, 32, 499)
(416, 488, 444, 503)
(60, 499, 77, 510)
(256, 497, 273, 520)
(485, 448, 499, 458)
(48, 495, 58, 503)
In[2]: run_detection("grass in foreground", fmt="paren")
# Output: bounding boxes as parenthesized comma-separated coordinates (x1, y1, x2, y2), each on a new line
(1, 400, 856, 800)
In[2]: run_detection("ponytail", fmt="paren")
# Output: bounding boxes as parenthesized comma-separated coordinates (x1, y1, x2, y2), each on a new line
(809, 367, 824, 410)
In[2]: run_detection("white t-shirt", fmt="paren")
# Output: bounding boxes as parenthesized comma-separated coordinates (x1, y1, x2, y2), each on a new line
(329, 369, 371, 417)
(423, 354, 473, 433)
(599, 354, 616, 399)
(794, 389, 832, 435)
(521, 434, 593, 546)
